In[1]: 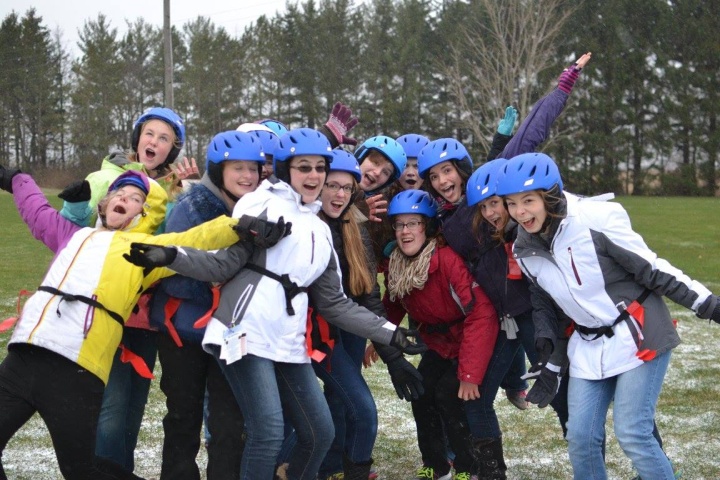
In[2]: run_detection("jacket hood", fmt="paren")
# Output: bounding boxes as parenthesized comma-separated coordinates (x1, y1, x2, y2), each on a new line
(130, 175, 168, 234)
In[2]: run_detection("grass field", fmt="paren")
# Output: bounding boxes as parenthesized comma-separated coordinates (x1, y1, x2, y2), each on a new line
(0, 190, 719, 479)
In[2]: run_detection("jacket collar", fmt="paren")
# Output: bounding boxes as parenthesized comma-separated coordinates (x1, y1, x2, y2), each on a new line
(264, 176, 322, 214)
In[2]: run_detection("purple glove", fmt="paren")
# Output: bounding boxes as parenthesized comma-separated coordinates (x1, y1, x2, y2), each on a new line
(324, 102, 359, 146)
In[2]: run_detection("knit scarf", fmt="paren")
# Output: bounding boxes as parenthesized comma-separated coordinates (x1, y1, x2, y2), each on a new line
(387, 238, 437, 302)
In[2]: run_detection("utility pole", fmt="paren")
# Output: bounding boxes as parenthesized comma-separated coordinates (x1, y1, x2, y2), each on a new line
(163, 0, 174, 108)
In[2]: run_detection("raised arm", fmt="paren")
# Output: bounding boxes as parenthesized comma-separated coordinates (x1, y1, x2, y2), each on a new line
(3, 171, 81, 253)
(498, 52, 592, 160)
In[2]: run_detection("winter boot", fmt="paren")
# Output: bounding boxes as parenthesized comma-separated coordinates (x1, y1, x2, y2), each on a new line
(342, 455, 373, 480)
(472, 437, 507, 480)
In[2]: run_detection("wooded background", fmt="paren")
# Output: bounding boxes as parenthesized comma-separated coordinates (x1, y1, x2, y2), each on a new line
(1, 0, 718, 196)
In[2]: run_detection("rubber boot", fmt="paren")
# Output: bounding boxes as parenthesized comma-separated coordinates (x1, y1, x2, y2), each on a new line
(472, 437, 507, 480)
(342, 455, 373, 480)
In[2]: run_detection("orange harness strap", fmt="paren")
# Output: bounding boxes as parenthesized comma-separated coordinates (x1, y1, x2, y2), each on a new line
(119, 343, 154, 379)
(193, 285, 221, 329)
(163, 297, 183, 347)
(0, 290, 32, 333)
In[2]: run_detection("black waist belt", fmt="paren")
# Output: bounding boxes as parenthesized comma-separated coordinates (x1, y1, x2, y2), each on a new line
(244, 264, 308, 316)
(38, 285, 124, 327)
(422, 316, 464, 334)
(574, 289, 652, 341)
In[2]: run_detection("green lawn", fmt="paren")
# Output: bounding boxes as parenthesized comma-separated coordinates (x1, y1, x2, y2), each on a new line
(0, 191, 719, 479)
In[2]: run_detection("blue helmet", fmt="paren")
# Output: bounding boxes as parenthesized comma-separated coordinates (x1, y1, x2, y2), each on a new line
(273, 128, 333, 183)
(108, 170, 150, 196)
(132, 107, 186, 167)
(206, 131, 265, 190)
(236, 123, 279, 158)
(466, 159, 507, 206)
(258, 119, 289, 137)
(387, 189, 438, 218)
(396, 134, 430, 159)
(417, 138, 473, 179)
(329, 149, 361, 182)
(354, 135, 408, 184)
(495, 152, 563, 196)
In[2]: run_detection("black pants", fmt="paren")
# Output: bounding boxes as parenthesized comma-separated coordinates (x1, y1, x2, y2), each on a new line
(157, 333, 244, 480)
(412, 350, 475, 474)
(0, 344, 139, 479)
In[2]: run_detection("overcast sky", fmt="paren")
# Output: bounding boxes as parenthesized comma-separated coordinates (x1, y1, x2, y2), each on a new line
(1, 0, 288, 55)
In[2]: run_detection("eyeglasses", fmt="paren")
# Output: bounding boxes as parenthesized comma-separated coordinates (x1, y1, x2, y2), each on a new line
(391, 220, 425, 231)
(290, 165, 326, 174)
(324, 182, 355, 195)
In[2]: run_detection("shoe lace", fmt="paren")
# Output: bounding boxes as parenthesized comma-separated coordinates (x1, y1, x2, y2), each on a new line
(454, 473, 472, 480)
(326, 474, 344, 480)
(416, 466, 436, 479)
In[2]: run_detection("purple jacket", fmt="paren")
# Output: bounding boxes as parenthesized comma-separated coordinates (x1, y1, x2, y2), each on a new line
(498, 88, 569, 160)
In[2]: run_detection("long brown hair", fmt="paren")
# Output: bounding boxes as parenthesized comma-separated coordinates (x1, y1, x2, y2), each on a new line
(318, 179, 375, 297)
(341, 205, 375, 296)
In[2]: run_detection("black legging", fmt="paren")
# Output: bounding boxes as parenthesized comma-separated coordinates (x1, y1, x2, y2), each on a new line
(0, 344, 140, 480)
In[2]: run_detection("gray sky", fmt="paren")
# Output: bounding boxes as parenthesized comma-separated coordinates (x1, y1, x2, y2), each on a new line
(1, 0, 288, 55)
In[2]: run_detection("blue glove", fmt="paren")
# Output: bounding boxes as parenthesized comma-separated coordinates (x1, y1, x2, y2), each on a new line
(497, 106, 518, 136)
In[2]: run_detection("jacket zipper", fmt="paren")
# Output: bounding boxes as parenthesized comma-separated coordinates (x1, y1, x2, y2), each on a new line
(568, 247, 582, 285)
(83, 297, 96, 338)
(311, 231, 315, 264)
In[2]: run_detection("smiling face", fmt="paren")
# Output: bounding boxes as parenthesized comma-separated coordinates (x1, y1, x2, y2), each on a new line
(321, 171, 356, 219)
(359, 151, 394, 192)
(428, 160, 463, 204)
(222, 161, 260, 201)
(504, 190, 547, 234)
(398, 158, 422, 190)
(480, 195, 508, 230)
(393, 213, 427, 256)
(103, 185, 147, 230)
(136, 119, 177, 173)
(289, 155, 327, 204)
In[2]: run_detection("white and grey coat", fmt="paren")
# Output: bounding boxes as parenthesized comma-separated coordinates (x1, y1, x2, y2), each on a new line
(513, 192, 712, 380)
(166, 177, 397, 364)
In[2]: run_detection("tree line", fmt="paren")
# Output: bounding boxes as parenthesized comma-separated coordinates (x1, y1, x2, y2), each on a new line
(1, 0, 718, 196)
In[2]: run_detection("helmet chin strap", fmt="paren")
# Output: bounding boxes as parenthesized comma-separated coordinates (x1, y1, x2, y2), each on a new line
(221, 186, 240, 204)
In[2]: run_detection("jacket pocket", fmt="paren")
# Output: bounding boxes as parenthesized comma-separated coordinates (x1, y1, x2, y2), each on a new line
(567, 247, 582, 285)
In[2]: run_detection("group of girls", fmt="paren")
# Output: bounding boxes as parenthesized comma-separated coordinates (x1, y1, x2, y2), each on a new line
(2, 46, 717, 480)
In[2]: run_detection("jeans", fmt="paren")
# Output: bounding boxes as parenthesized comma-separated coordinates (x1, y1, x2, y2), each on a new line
(96, 327, 158, 472)
(315, 331, 376, 477)
(499, 344, 528, 392)
(465, 311, 569, 439)
(157, 334, 244, 480)
(412, 350, 475, 474)
(566, 351, 674, 480)
(212, 350, 335, 480)
(0, 345, 139, 480)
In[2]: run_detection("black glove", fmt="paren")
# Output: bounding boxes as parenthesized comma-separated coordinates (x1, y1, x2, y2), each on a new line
(58, 180, 91, 203)
(234, 215, 292, 249)
(0, 165, 21, 193)
(524, 362, 562, 408)
(697, 295, 720, 324)
(374, 343, 424, 401)
(389, 327, 427, 356)
(123, 242, 178, 270)
(525, 337, 554, 378)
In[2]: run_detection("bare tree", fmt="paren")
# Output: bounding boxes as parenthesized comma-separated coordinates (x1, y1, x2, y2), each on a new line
(443, 0, 575, 156)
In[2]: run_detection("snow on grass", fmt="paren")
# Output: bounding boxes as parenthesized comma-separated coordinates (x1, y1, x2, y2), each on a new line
(2, 303, 720, 479)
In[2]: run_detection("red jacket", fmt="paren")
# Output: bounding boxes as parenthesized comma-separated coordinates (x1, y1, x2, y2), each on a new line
(383, 244, 499, 385)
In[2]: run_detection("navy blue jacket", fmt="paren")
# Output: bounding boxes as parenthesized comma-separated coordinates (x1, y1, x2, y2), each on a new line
(149, 177, 229, 343)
